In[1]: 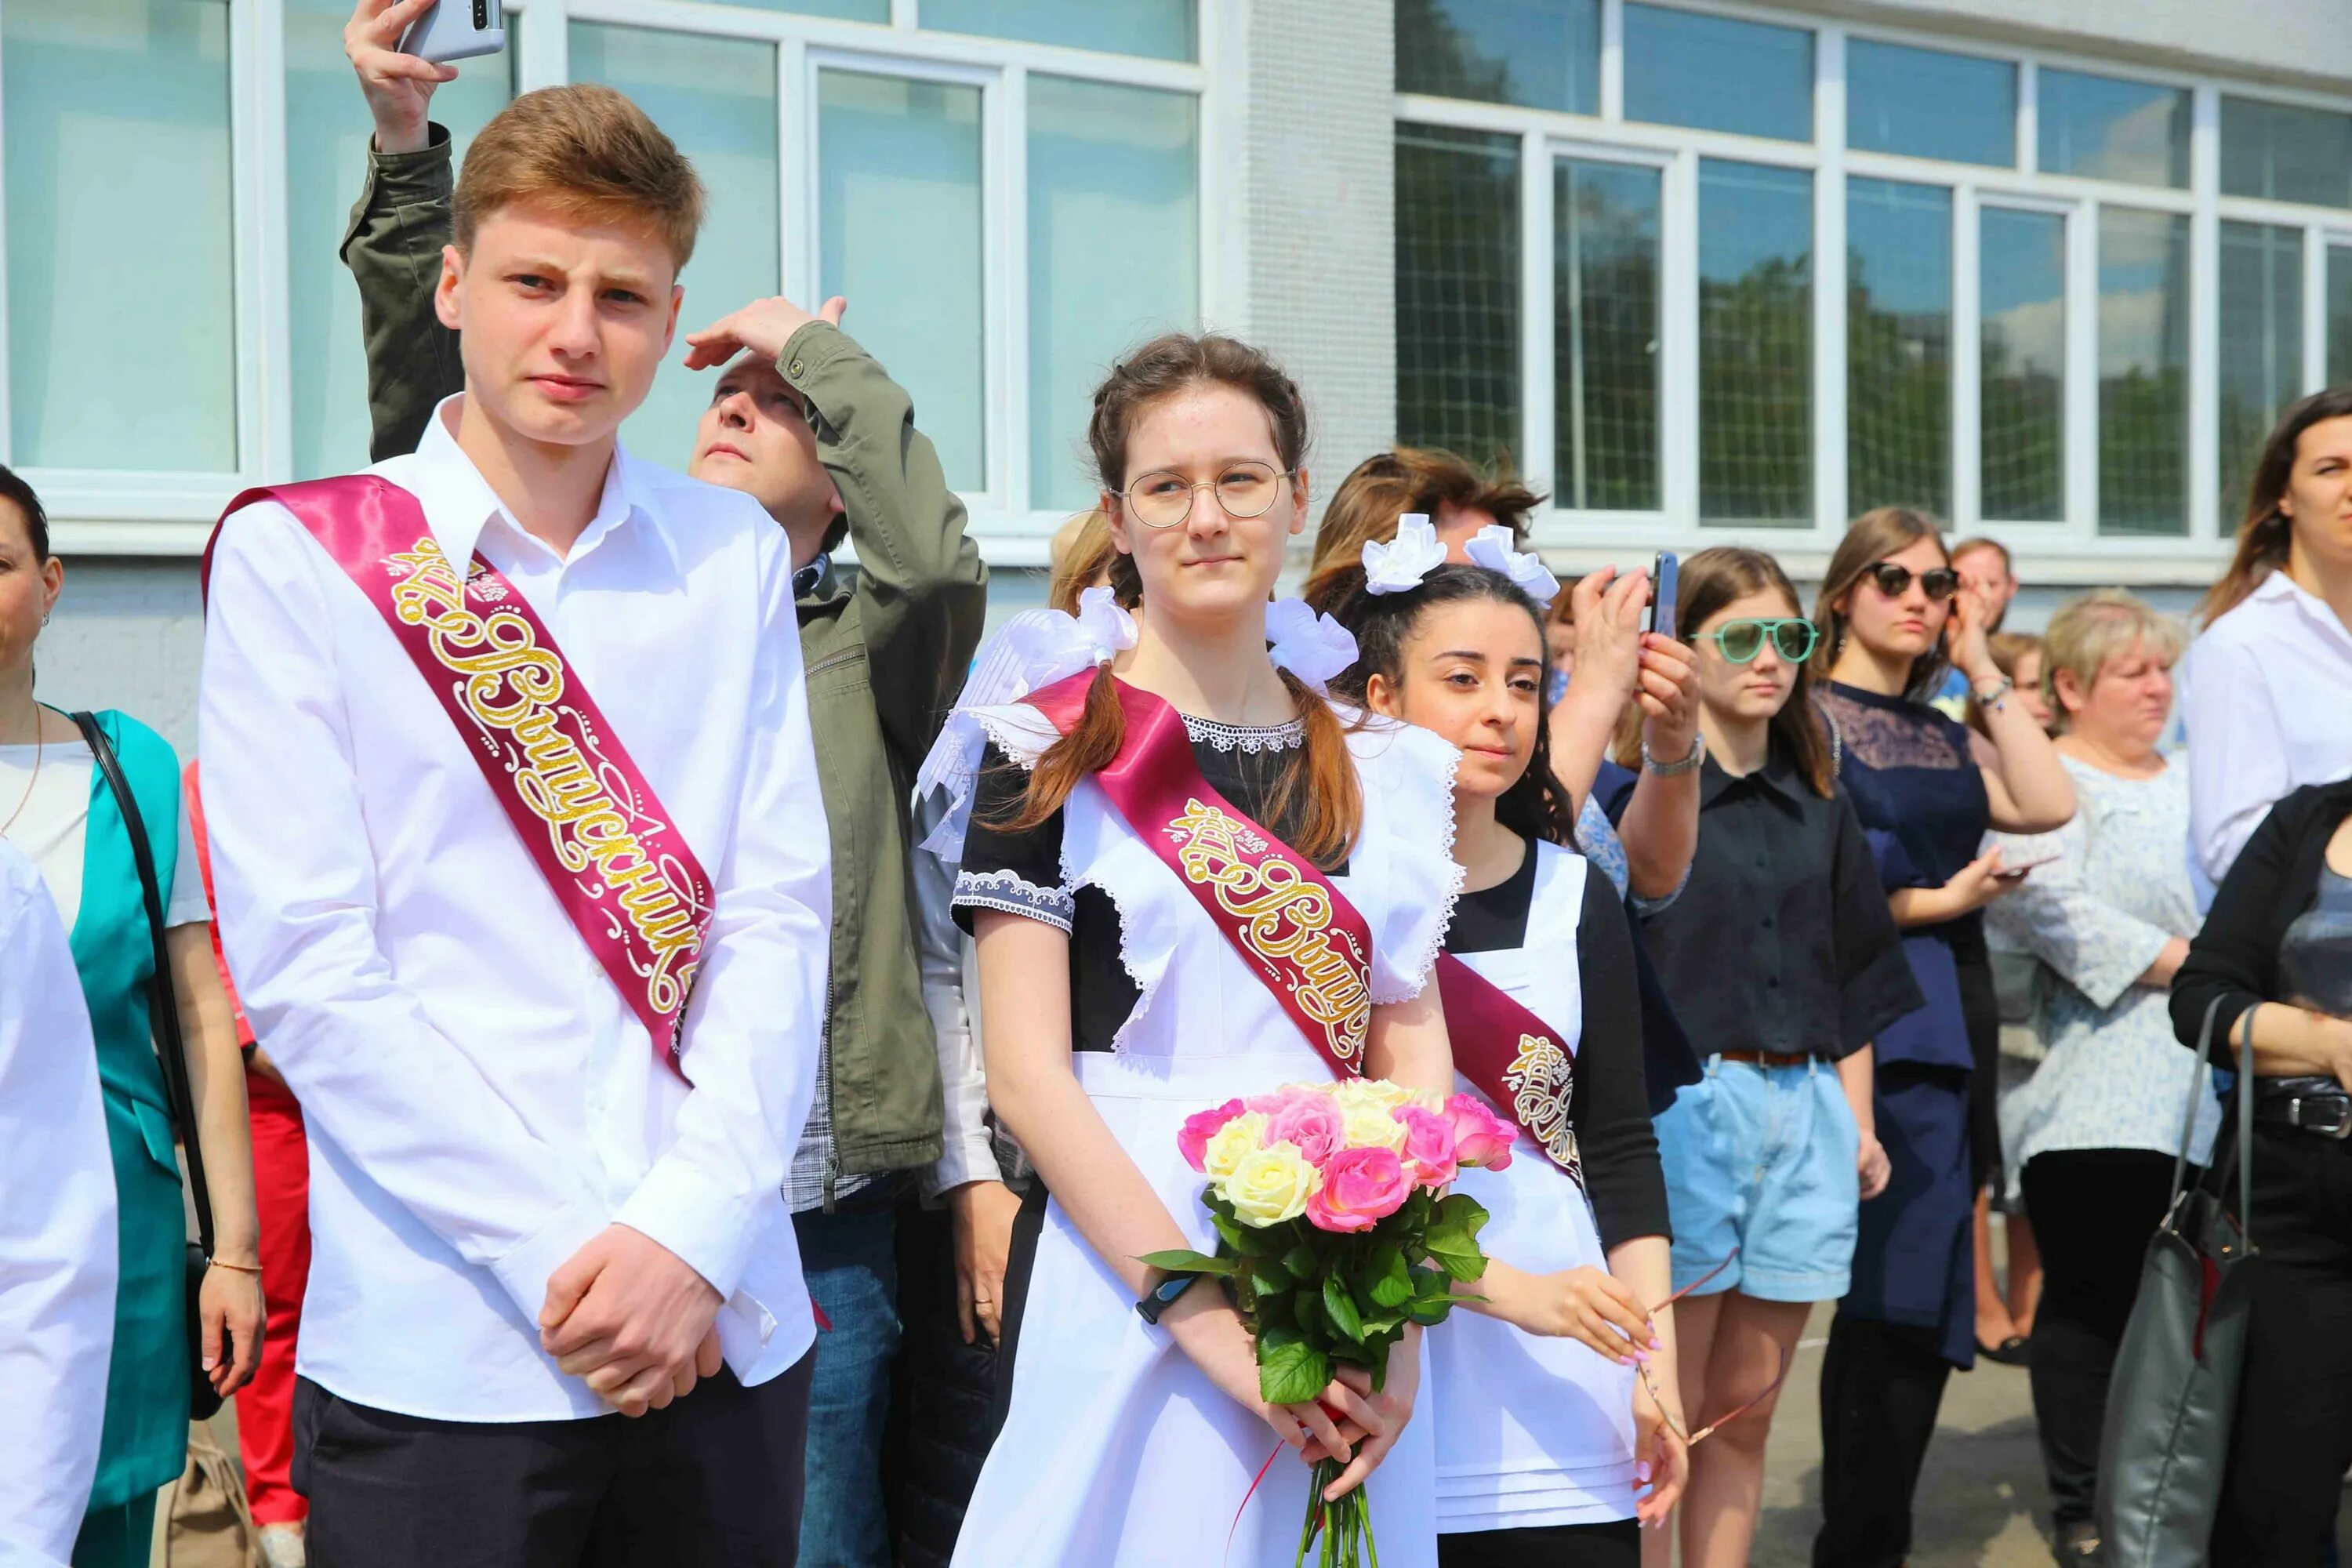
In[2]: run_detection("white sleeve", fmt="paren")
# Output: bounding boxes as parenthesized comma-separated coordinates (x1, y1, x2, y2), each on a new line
(2182, 635, 2291, 887)
(915, 795, 996, 1200)
(612, 529, 830, 1314)
(0, 853, 117, 1568)
(201, 503, 611, 1326)
(165, 782, 212, 930)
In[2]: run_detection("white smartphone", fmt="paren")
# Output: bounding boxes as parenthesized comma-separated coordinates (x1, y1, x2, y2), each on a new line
(400, 0, 506, 64)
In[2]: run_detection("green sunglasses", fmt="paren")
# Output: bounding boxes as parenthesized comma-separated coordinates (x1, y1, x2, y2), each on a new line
(1697, 618, 1819, 664)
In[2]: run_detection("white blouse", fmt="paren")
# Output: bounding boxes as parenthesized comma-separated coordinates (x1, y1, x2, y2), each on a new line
(0, 739, 210, 934)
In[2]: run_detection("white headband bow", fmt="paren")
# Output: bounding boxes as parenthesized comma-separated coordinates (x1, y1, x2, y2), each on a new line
(1462, 525, 1561, 607)
(1265, 597, 1359, 694)
(1360, 514, 1450, 595)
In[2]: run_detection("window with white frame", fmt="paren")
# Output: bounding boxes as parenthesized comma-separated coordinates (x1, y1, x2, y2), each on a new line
(1395, 0, 2352, 574)
(1, 0, 1211, 554)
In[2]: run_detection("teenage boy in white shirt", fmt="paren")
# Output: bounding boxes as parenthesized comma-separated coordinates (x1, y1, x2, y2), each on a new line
(200, 83, 831, 1567)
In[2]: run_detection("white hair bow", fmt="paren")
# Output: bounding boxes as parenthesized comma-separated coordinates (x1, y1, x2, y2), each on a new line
(1463, 524, 1561, 606)
(1073, 584, 1138, 666)
(1265, 597, 1360, 694)
(1360, 513, 1450, 596)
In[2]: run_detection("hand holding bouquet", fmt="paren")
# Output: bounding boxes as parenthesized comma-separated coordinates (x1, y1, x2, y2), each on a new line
(1142, 1079, 1518, 1567)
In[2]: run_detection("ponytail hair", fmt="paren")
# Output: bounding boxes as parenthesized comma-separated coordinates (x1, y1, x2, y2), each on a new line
(994, 332, 1359, 869)
(1323, 562, 1578, 847)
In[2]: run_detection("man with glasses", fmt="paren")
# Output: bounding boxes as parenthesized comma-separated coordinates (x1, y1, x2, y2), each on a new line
(335, 7, 986, 1563)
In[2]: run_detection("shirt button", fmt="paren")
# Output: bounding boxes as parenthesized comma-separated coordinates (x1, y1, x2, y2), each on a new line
(1762, 915, 1774, 928)
(1766, 976, 1780, 988)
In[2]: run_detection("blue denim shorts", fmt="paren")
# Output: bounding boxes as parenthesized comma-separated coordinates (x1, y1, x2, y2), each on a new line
(1655, 1055, 1860, 1302)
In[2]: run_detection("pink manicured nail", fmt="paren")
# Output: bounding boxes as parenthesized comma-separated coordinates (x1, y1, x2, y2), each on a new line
(1650, 1337, 1664, 1350)
(1636, 1461, 1653, 1482)
(1632, 1348, 1650, 1363)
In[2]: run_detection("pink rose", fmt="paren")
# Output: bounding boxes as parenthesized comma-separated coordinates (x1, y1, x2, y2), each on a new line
(1245, 1084, 1317, 1116)
(1178, 1098, 1247, 1173)
(1305, 1146, 1413, 1233)
(1445, 1093, 1518, 1172)
(1392, 1105, 1460, 1188)
(1263, 1093, 1347, 1168)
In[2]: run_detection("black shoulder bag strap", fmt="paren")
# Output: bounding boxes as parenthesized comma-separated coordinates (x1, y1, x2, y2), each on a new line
(70, 711, 216, 1264)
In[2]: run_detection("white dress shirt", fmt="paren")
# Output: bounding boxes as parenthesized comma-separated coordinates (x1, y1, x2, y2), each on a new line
(200, 399, 832, 1422)
(0, 841, 116, 1568)
(2182, 570, 2352, 887)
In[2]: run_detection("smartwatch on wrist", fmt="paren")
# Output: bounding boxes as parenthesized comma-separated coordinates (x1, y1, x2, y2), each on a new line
(1136, 1270, 1204, 1325)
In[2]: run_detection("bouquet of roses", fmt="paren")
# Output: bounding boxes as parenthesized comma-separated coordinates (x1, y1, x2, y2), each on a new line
(1142, 1078, 1519, 1567)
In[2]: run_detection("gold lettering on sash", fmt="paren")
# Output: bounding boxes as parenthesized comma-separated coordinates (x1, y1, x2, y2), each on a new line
(1163, 798, 1370, 1067)
(1501, 1033, 1584, 1184)
(384, 539, 706, 1021)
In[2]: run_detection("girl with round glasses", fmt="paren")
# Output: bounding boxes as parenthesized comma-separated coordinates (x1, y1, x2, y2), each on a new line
(1807, 508, 2074, 1566)
(1632, 548, 1923, 1568)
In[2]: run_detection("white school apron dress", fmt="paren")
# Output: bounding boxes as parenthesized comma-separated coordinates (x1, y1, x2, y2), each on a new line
(1432, 841, 1639, 1534)
(938, 698, 1463, 1568)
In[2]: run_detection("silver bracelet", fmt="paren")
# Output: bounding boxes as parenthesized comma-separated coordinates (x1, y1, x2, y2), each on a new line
(1973, 675, 2014, 712)
(1642, 732, 1705, 777)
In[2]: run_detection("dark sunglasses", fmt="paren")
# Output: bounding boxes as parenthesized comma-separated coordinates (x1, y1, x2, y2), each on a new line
(1697, 618, 1818, 665)
(1862, 561, 1961, 602)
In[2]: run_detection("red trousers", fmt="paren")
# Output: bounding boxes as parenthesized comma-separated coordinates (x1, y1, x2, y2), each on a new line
(234, 1069, 312, 1525)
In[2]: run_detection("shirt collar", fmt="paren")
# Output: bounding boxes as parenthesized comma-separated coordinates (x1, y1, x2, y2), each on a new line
(2252, 567, 2352, 644)
(408, 394, 676, 577)
(1701, 742, 1812, 808)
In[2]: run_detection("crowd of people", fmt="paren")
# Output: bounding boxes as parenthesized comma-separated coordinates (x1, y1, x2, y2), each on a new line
(4, 4, 2352, 1566)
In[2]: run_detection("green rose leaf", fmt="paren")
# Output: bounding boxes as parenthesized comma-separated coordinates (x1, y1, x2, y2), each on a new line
(1364, 1245, 1414, 1308)
(1253, 1251, 1293, 1288)
(1258, 1325, 1331, 1406)
(1250, 1265, 1288, 1301)
(1135, 1249, 1236, 1276)
(1323, 1276, 1366, 1343)
(1282, 1243, 1318, 1280)
(1423, 1192, 1493, 1283)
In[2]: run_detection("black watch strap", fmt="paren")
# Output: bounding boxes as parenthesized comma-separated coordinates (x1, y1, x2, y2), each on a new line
(1135, 1271, 1203, 1325)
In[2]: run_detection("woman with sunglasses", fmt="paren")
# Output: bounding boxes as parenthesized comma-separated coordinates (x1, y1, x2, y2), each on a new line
(1323, 524, 1686, 1566)
(1808, 508, 2074, 1568)
(1631, 549, 1923, 1568)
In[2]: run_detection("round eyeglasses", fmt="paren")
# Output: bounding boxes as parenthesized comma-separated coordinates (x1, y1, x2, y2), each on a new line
(1696, 618, 1819, 665)
(1118, 462, 1293, 530)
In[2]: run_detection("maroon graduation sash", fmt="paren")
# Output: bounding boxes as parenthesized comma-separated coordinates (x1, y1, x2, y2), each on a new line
(1025, 673, 1583, 1179)
(205, 477, 714, 1077)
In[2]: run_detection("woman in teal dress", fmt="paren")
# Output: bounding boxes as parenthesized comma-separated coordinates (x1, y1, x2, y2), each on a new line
(0, 466, 263, 1566)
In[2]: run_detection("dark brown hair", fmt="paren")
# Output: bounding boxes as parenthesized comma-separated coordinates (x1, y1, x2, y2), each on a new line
(0, 464, 50, 562)
(2199, 386, 2352, 626)
(1675, 547, 1835, 796)
(1323, 564, 1578, 846)
(455, 85, 705, 269)
(1810, 506, 1954, 702)
(1302, 447, 1544, 610)
(1002, 333, 1359, 869)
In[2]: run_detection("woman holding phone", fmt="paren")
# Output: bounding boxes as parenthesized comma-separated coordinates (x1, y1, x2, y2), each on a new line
(1633, 549, 1922, 1568)
(1807, 508, 2073, 1566)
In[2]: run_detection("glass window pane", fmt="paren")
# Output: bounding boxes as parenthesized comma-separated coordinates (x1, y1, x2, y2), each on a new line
(1847, 180, 1951, 517)
(570, 25, 780, 467)
(6, 0, 236, 471)
(924, 0, 1192, 62)
(2221, 96, 2352, 209)
(2218, 222, 2303, 527)
(1396, 125, 1520, 474)
(1979, 208, 2065, 521)
(285, 1, 513, 480)
(725, 0, 887, 18)
(818, 72, 985, 492)
(1554, 160, 1659, 512)
(2038, 69, 2189, 189)
(2332, 245, 2352, 385)
(1846, 39, 2013, 168)
(2097, 209, 2190, 537)
(1029, 77, 1198, 510)
(1396, 0, 1599, 115)
(1698, 160, 1811, 526)
(1624, 5, 1811, 144)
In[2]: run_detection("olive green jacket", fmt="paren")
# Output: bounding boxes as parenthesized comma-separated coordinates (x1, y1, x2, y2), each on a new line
(339, 129, 985, 1184)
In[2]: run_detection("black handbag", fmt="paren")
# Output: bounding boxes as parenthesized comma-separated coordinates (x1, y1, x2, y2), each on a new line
(2094, 998, 2259, 1567)
(72, 711, 229, 1422)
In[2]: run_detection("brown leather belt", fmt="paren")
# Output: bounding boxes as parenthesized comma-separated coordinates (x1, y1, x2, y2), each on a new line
(1715, 1049, 1813, 1069)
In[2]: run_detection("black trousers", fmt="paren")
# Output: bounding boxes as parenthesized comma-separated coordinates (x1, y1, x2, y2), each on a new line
(1439, 1519, 1640, 1567)
(2019, 1148, 2183, 1530)
(887, 1200, 1009, 1568)
(2212, 1125, 2352, 1564)
(1813, 1315, 1952, 1568)
(294, 1352, 815, 1568)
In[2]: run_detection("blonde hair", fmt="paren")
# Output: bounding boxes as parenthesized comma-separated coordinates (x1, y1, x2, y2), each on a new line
(1047, 510, 1119, 615)
(455, 85, 705, 269)
(2040, 590, 2186, 726)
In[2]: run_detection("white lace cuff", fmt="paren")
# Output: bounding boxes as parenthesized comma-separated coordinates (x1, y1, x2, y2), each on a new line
(953, 867, 1076, 933)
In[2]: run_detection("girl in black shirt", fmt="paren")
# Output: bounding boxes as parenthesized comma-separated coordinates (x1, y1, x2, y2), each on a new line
(1637, 548, 1922, 1567)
